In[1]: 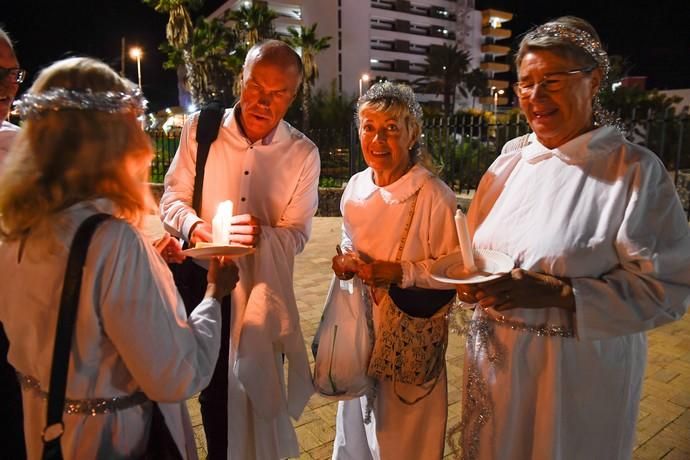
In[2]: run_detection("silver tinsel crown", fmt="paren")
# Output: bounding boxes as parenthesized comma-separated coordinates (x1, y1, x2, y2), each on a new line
(14, 87, 148, 120)
(357, 82, 423, 124)
(525, 23, 610, 81)
(525, 22, 622, 129)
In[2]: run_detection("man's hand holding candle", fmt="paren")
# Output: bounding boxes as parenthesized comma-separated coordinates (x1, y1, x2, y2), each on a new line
(189, 216, 261, 247)
(190, 200, 262, 248)
(227, 214, 262, 247)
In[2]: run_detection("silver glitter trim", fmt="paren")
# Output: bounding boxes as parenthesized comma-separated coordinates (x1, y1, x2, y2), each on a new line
(357, 82, 423, 125)
(479, 309, 575, 338)
(446, 304, 575, 459)
(525, 23, 610, 80)
(18, 372, 149, 416)
(14, 87, 148, 120)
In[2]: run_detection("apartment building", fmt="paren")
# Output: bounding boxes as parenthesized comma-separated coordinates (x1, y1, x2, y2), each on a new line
(212, 0, 512, 111)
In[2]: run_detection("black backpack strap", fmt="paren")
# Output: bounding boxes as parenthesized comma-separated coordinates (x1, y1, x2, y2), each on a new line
(42, 213, 111, 459)
(192, 101, 225, 214)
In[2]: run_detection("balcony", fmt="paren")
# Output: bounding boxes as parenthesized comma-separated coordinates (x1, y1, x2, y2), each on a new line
(482, 27, 511, 40)
(481, 9, 513, 27)
(479, 96, 509, 106)
(481, 44, 511, 56)
(488, 79, 510, 90)
(480, 61, 511, 73)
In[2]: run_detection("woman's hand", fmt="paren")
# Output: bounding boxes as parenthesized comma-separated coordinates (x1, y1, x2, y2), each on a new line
(472, 268, 575, 312)
(356, 261, 403, 287)
(332, 252, 362, 280)
(205, 258, 239, 301)
(155, 232, 186, 264)
(456, 285, 480, 304)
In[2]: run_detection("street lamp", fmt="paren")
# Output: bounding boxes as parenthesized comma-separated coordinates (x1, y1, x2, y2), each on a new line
(129, 47, 143, 89)
(492, 86, 505, 117)
(359, 73, 370, 98)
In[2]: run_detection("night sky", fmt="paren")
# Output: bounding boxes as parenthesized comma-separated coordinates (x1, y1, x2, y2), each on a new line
(3, 0, 689, 110)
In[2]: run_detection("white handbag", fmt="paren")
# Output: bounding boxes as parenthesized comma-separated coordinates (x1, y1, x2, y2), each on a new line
(312, 275, 374, 400)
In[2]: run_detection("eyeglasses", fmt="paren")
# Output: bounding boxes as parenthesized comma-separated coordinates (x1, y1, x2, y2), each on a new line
(512, 66, 595, 98)
(0, 67, 27, 84)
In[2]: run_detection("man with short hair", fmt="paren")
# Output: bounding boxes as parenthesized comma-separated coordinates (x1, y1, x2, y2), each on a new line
(161, 40, 318, 459)
(0, 26, 27, 459)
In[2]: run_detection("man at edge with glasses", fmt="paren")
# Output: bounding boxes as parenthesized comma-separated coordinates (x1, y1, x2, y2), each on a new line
(0, 26, 27, 459)
(0, 27, 23, 166)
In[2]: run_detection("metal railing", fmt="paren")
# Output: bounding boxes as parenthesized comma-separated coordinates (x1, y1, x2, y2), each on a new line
(148, 112, 690, 215)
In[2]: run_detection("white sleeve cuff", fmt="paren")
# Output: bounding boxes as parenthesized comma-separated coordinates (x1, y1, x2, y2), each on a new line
(182, 216, 204, 242)
(400, 260, 414, 288)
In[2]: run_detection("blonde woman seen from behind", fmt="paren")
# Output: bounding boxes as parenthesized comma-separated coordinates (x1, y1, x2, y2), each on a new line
(0, 57, 238, 459)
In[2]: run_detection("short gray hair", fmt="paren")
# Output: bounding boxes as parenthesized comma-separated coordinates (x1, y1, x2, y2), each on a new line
(244, 40, 303, 86)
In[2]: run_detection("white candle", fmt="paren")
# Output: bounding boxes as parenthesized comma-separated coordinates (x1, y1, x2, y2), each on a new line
(212, 200, 234, 245)
(454, 209, 476, 273)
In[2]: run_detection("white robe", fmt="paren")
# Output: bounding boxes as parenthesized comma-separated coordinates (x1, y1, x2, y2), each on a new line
(161, 107, 319, 459)
(333, 164, 458, 460)
(0, 199, 222, 459)
(464, 126, 690, 460)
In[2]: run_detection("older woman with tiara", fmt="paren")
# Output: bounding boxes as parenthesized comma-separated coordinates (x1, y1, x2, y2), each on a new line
(456, 16, 690, 459)
(330, 82, 458, 459)
(0, 57, 238, 459)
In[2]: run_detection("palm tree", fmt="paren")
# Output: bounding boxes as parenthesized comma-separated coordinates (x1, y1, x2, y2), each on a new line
(144, 0, 201, 47)
(225, 3, 278, 96)
(226, 3, 278, 47)
(414, 43, 471, 116)
(464, 68, 489, 109)
(185, 17, 242, 104)
(284, 24, 332, 130)
(143, 0, 202, 106)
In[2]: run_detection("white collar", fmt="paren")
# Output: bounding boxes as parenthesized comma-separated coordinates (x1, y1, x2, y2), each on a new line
(520, 126, 624, 164)
(225, 105, 286, 146)
(353, 163, 433, 204)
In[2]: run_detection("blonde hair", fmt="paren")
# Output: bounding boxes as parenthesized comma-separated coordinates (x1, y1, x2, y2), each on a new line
(357, 83, 439, 174)
(0, 57, 155, 240)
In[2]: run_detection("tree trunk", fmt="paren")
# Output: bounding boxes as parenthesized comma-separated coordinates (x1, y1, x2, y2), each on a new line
(302, 83, 311, 131)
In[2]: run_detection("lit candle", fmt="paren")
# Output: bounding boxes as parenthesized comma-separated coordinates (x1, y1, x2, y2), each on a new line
(212, 200, 234, 245)
(454, 209, 476, 273)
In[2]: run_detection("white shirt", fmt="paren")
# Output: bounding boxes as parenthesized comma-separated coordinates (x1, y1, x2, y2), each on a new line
(464, 126, 690, 459)
(0, 120, 20, 171)
(0, 199, 222, 460)
(160, 107, 320, 459)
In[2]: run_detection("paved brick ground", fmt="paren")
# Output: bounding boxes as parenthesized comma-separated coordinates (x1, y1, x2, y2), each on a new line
(188, 217, 690, 459)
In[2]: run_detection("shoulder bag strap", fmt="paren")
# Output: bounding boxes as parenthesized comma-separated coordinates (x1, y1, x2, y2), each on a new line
(394, 188, 421, 264)
(42, 213, 111, 459)
(192, 102, 225, 214)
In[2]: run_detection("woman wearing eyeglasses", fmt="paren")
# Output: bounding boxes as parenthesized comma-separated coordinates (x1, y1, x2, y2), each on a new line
(0, 28, 25, 169)
(455, 16, 690, 459)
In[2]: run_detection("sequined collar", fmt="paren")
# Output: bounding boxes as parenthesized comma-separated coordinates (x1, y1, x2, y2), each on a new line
(520, 126, 623, 164)
(353, 163, 433, 204)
